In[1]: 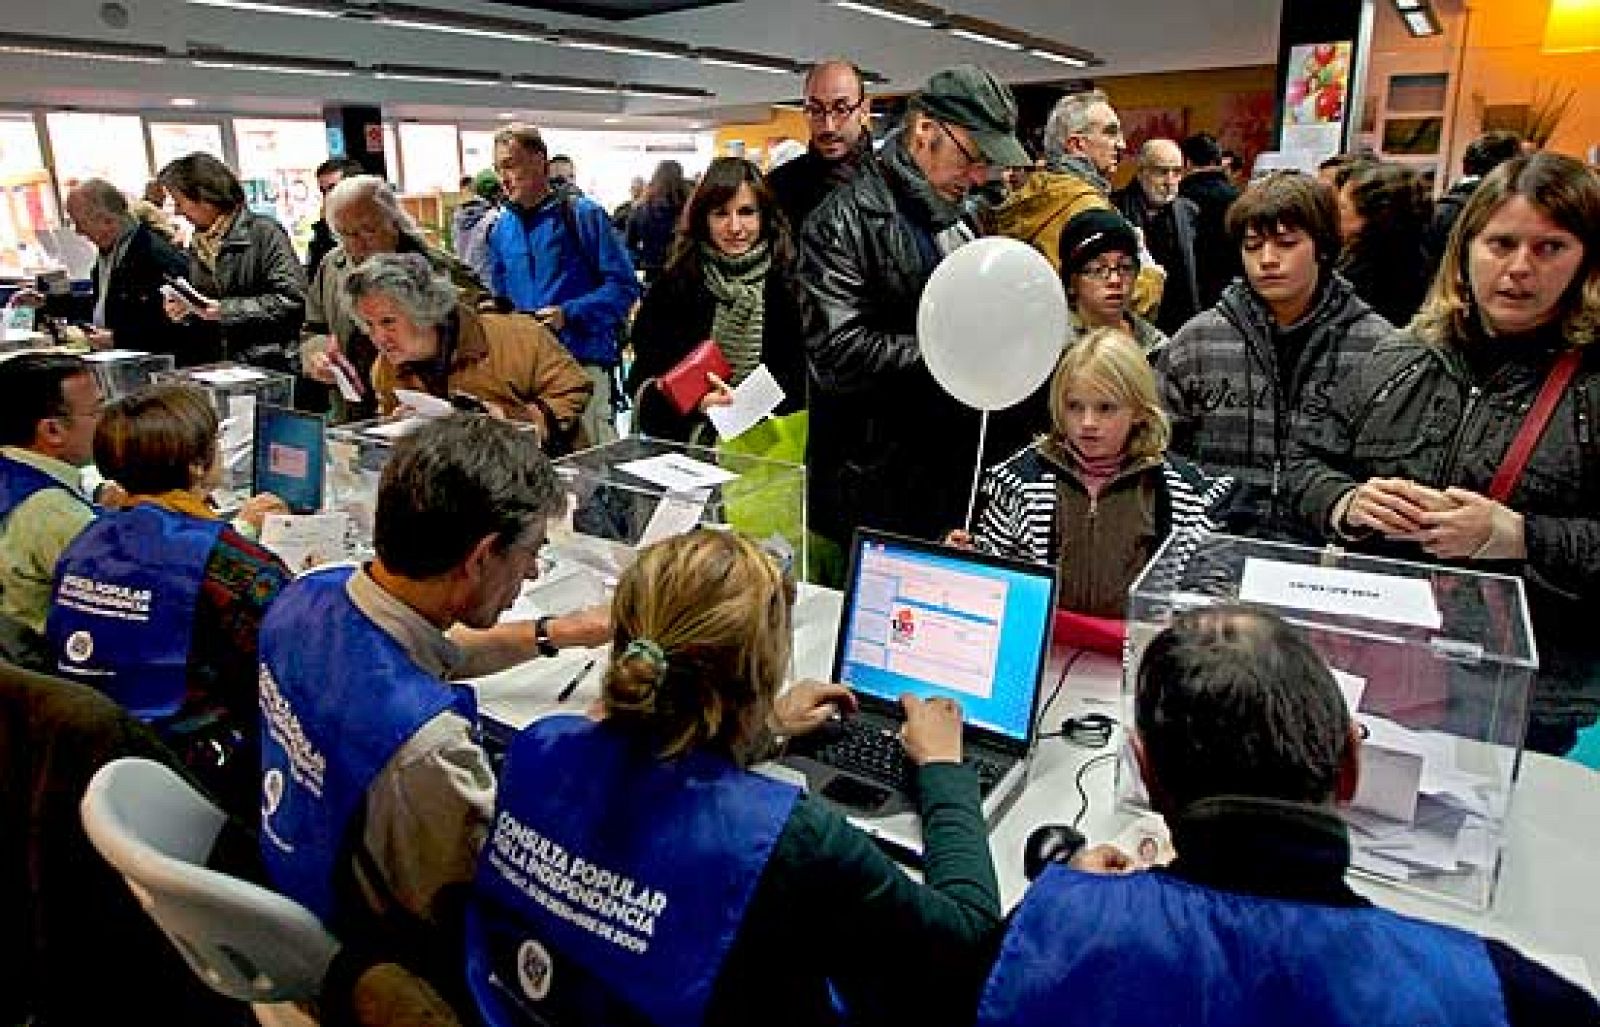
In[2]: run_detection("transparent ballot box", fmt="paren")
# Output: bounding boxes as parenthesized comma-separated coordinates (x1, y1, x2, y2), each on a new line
(155, 362, 296, 497)
(551, 436, 806, 581)
(84, 349, 175, 400)
(325, 417, 413, 553)
(1118, 533, 1535, 911)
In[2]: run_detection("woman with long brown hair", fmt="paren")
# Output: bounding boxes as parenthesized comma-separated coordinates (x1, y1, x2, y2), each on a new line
(625, 157, 808, 442)
(1288, 151, 1600, 755)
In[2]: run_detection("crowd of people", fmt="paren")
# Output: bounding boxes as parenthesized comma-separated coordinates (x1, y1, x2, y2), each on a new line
(3, 49, 1600, 1027)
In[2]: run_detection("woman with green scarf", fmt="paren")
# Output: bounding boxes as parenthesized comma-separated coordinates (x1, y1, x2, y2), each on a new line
(626, 157, 809, 443)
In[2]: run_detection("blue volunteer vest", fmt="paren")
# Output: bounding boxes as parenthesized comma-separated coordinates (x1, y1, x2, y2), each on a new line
(0, 452, 88, 522)
(46, 504, 222, 720)
(258, 566, 477, 925)
(978, 866, 1508, 1027)
(466, 714, 799, 1027)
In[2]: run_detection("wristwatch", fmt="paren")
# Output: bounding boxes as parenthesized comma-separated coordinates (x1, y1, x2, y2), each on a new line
(533, 615, 560, 658)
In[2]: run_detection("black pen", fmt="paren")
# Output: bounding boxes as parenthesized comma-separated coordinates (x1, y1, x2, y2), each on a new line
(557, 659, 597, 702)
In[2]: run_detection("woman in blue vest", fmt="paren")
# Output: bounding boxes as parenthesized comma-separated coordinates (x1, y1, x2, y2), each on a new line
(978, 606, 1598, 1026)
(47, 383, 291, 815)
(468, 529, 1004, 1027)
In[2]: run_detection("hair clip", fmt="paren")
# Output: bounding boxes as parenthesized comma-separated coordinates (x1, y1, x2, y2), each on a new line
(622, 638, 668, 675)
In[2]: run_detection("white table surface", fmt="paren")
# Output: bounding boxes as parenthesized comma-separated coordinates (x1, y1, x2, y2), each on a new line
(470, 577, 1600, 988)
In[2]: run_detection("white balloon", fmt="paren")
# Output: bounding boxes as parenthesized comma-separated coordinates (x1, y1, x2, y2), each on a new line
(918, 237, 1070, 412)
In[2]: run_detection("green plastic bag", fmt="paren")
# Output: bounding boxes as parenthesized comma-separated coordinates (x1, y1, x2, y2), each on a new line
(717, 411, 832, 580)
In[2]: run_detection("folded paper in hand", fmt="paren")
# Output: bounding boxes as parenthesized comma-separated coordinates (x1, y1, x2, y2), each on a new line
(656, 339, 732, 416)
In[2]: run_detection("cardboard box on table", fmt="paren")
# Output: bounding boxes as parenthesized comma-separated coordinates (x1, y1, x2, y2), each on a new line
(1118, 532, 1535, 912)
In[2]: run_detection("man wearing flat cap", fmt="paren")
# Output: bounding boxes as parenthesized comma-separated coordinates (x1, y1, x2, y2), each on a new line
(800, 65, 1028, 578)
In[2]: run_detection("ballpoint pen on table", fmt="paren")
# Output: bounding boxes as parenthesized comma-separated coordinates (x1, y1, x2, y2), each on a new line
(557, 659, 597, 702)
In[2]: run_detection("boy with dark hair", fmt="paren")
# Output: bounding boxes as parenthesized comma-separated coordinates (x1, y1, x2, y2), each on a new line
(1155, 172, 1391, 535)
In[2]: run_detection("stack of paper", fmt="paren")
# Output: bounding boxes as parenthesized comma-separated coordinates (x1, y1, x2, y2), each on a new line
(1344, 711, 1502, 883)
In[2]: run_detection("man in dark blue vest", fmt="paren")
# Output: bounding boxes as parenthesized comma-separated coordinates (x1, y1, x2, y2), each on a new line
(979, 606, 1599, 1026)
(0, 353, 100, 648)
(258, 414, 607, 952)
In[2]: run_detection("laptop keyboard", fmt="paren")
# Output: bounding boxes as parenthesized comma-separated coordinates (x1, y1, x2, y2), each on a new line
(815, 718, 1007, 794)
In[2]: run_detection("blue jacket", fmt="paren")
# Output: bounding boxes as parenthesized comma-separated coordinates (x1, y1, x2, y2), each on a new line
(488, 192, 640, 367)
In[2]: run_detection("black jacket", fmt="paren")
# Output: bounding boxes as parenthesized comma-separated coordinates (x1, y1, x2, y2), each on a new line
(305, 217, 338, 281)
(624, 262, 808, 443)
(1112, 181, 1203, 334)
(767, 136, 873, 238)
(798, 156, 981, 544)
(94, 223, 219, 366)
(1426, 177, 1479, 279)
(1339, 240, 1433, 331)
(1178, 168, 1242, 311)
(1287, 326, 1600, 753)
(186, 209, 308, 370)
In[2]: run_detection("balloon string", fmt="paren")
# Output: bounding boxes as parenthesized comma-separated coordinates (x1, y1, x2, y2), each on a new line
(966, 409, 989, 532)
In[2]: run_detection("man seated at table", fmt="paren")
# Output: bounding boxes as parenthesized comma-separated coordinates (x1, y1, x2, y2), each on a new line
(259, 415, 606, 962)
(978, 605, 1600, 1026)
(0, 354, 100, 653)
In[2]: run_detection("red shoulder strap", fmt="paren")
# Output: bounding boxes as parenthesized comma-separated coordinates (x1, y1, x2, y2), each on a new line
(1487, 348, 1583, 503)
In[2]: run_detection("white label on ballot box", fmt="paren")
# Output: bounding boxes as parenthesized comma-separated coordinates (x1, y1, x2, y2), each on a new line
(1239, 558, 1442, 630)
(83, 348, 149, 362)
(192, 365, 270, 385)
(617, 453, 739, 492)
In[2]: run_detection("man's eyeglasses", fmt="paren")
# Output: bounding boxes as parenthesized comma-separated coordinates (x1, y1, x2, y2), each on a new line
(1079, 261, 1136, 282)
(803, 97, 866, 123)
(935, 120, 984, 170)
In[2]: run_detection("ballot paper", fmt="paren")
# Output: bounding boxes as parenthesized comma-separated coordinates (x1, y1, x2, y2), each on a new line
(218, 394, 255, 472)
(617, 452, 739, 492)
(261, 512, 350, 574)
(392, 388, 455, 418)
(705, 364, 785, 441)
(82, 348, 149, 363)
(1239, 558, 1443, 630)
(637, 490, 710, 547)
(1330, 667, 1367, 716)
(191, 365, 270, 386)
(362, 417, 428, 440)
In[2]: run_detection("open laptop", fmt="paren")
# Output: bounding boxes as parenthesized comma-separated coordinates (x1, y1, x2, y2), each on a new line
(252, 404, 327, 514)
(778, 528, 1056, 855)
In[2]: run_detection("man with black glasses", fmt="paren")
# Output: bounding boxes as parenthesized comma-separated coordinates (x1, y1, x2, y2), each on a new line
(768, 59, 873, 234)
(800, 65, 1028, 575)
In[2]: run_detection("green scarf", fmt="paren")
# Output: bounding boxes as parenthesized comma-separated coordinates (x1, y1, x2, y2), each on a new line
(700, 240, 771, 383)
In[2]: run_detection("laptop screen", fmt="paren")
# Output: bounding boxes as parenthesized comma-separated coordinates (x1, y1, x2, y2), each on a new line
(252, 405, 326, 514)
(834, 531, 1055, 742)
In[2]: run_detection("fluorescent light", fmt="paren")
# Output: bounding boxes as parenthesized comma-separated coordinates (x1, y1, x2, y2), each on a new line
(1393, 0, 1423, 9)
(186, 0, 341, 17)
(698, 54, 795, 74)
(193, 57, 354, 76)
(511, 79, 616, 96)
(949, 27, 1023, 50)
(374, 70, 499, 86)
(170, 97, 199, 107)
(603, 117, 622, 124)
(1404, 8, 1440, 34)
(497, 112, 517, 119)
(831, 0, 938, 29)
(0, 33, 168, 63)
(1028, 47, 1091, 67)
(377, 16, 546, 43)
(562, 39, 688, 59)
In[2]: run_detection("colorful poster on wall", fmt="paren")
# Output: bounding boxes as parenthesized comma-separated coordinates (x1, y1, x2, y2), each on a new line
(1281, 41, 1352, 166)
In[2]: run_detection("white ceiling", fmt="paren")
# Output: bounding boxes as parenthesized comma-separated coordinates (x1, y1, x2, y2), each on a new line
(1, 0, 1283, 125)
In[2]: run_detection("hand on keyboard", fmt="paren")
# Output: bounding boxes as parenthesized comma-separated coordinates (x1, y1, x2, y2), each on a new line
(900, 694, 963, 766)
(773, 680, 859, 737)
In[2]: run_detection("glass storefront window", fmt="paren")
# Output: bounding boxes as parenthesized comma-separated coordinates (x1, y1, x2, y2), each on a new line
(0, 112, 66, 276)
(461, 129, 496, 181)
(398, 122, 461, 194)
(149, 122, 225, 172)
(46, 112, 150, 196)
(232, 118, 329, 259)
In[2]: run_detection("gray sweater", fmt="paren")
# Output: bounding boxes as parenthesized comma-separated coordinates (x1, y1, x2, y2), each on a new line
(1154, 274, 1392, 534)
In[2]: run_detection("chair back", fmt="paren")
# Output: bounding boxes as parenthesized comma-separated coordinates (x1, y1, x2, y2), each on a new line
(80, 756, 340, 1003)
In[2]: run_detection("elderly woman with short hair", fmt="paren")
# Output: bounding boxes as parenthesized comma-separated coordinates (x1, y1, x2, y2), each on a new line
(305, 175, 487, 420)
(348, 252, 593, 453)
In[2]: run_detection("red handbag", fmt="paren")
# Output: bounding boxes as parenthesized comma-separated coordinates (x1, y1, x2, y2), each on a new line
(655, 340, 732, 416)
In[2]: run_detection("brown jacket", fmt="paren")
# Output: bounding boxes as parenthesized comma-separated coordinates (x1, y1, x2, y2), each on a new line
(372, 304, 594, 450)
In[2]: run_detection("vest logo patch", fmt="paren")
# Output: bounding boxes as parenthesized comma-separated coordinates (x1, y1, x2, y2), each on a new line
(262, 767, 285, 817)
(517, 938, 554, 1002)
(64, 630, 94, 663)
